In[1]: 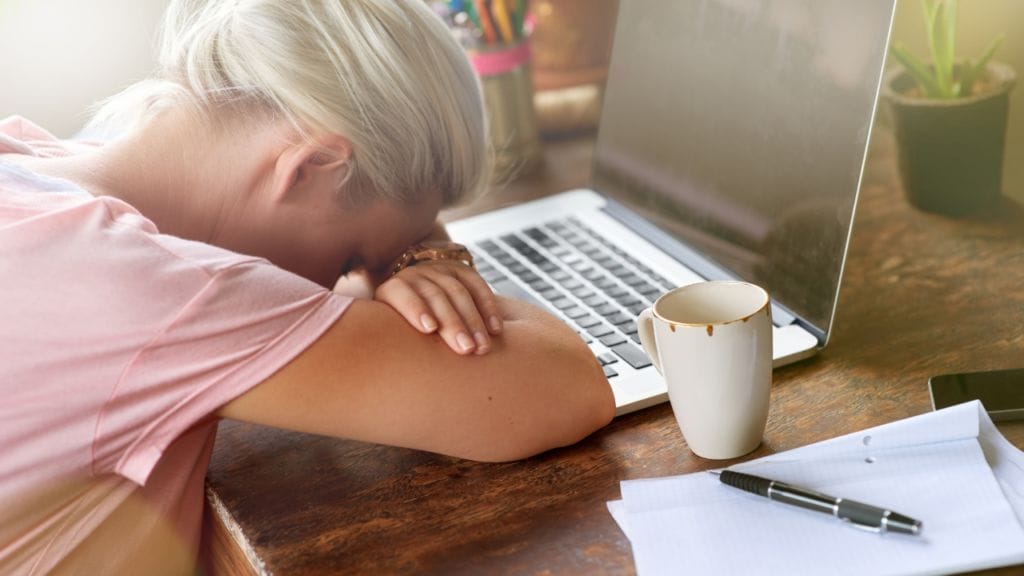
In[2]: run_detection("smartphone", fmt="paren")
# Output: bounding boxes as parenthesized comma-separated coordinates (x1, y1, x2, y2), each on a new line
(928, 368, 1024, 422)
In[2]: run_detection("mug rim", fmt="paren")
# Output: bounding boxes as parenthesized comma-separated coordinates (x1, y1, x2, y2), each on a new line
(652, 280, 770, 328)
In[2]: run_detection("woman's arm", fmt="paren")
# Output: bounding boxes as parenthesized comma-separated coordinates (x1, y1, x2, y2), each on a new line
(217, 295, 615, 462)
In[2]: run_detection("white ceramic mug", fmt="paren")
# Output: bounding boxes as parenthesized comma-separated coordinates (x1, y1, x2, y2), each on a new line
(638, 281, 772, 460)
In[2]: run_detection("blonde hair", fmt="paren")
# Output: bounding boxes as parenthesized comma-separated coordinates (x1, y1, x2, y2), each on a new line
(89, 0, 491, 207)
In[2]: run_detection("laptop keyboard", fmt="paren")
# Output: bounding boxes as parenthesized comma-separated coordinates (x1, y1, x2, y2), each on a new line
(468, 217, 677, 379)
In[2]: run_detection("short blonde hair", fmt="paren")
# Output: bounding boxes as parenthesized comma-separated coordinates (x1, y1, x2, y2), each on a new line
(89, 0, 491, 207)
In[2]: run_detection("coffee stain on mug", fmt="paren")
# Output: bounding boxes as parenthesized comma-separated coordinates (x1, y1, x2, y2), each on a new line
(706, 325, 714, 336)
(669, 324, 676, 332)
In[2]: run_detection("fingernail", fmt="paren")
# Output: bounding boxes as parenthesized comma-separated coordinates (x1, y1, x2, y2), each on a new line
(474, 331, 489, 353)
(456, 332, 475, 353)
(489, 315, 503, 333)
(420, 314, 437, 332)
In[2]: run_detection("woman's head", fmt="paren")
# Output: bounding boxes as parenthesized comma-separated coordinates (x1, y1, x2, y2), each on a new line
(91, 0, 491, 210)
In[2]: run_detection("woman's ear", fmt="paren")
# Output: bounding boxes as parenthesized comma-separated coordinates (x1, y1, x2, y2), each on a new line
(271, 134, 353, 203)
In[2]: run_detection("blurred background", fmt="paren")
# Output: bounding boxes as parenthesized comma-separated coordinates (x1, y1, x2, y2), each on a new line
(1, 0, 1020, 201)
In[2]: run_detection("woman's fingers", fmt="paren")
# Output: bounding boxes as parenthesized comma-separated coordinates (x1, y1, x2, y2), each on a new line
(373, 276, 439, 334)
(375, 263, 499, 355)
(452, 265, 503, 335)
(419, 272, 491, 355)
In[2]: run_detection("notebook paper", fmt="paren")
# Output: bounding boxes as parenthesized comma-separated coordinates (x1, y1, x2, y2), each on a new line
(608, 402, 1024, 575)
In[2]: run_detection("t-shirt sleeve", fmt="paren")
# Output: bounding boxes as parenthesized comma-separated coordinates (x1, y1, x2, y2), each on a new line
(93, 259, 352, 486)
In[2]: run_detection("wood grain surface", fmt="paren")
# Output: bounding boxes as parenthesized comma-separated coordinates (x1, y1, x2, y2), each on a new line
(202, 131, 1024, 575)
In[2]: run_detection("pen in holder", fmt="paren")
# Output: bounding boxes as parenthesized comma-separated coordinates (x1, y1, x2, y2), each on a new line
(469, 40, 542, 182)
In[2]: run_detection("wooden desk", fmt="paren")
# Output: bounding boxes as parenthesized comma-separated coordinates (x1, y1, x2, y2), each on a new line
(203, 131, 1024, 575)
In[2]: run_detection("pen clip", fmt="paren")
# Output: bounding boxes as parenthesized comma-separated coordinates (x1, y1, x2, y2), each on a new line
(840, 517, 883, 534)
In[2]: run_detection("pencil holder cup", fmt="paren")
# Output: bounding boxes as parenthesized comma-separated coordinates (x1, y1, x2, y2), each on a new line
(469, 41, 542, 182)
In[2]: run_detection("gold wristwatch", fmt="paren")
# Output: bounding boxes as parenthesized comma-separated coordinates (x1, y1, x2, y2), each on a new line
(388, 240, 475, 277)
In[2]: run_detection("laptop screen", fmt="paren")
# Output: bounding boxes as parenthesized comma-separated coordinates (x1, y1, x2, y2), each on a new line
(592, 0, 895, 336)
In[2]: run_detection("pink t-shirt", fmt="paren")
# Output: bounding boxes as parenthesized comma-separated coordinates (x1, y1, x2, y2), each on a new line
(0, 117, 352, 573)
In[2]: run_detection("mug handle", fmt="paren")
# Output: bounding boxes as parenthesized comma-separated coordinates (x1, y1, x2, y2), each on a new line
(637, 308, 663, 375)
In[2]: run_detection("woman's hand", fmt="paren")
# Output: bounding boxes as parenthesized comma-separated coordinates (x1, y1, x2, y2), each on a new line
(374, 261, 504, 355)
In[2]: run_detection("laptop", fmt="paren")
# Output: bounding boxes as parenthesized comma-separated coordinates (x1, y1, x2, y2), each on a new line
(447, 0, 897, 415)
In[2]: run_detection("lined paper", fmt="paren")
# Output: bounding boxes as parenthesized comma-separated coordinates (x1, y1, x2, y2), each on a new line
(609, 402, 1024, 575)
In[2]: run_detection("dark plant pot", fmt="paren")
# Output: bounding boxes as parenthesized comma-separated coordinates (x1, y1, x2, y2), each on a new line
(882, 61, 1016, 217)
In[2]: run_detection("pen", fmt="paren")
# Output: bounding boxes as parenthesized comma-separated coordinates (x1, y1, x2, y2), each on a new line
(473, 0, 498, 44)
(491, 0, 515, 43)
(711, 470, 923, 535)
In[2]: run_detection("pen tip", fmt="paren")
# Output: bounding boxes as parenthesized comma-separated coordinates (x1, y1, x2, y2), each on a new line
(707, 470, 722, 476)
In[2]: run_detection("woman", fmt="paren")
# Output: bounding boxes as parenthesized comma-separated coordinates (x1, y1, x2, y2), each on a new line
(0, 0, 614, 572)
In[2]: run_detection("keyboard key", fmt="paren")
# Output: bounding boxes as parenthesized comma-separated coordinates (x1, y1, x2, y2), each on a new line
(574, 315, 601, 329)
(500, 234, 522, 246)
(528, 279, 552, 292)
(587, 323, 615, 338)
(614, 295, 641, 308)
(619, 273, 641, 286)
(599, 332, 627, 347)
(582, 294, 606, 308)
(602, 365, 619, 379)
(651, 273, 676, 289)
(528, 254, 550, 267)
(479, 239, 501, 252)
(606, 312, 632, 326)
(550, 269, 571, 281)
(539, 287, 561, 300)
(605, 262, 628, 275)
(595, 303, 619, 316)
(625, 276, 649, 289)
(598, 352, 619, 365)
(550, 297, 576, 310)
(560, 253, 581, 265)
(560, 278, 584, 291)
(609, 342, 652, 369)
(523, 226, 547, 240)
(638, 284, 661, 297)
(628, 303, 648, 316)
(619, 320, 638, 334)
(606, 285, 629, 298)
(480, 269, 507, 283)
(570, 286, 593, 298)
(563, 306, 588, 319)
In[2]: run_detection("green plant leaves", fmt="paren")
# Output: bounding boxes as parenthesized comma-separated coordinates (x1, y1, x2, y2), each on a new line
(895, 0, 1002, 99)
(891, 42, 946, 97)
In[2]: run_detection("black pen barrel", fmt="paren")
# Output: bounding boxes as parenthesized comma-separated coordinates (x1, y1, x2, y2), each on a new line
(716, 469, 922, 536)
(768, 483, 838, 515)
(718, 470, 770, 497)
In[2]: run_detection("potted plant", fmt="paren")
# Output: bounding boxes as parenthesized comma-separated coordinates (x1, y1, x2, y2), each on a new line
(883, 0, 1016, 216)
